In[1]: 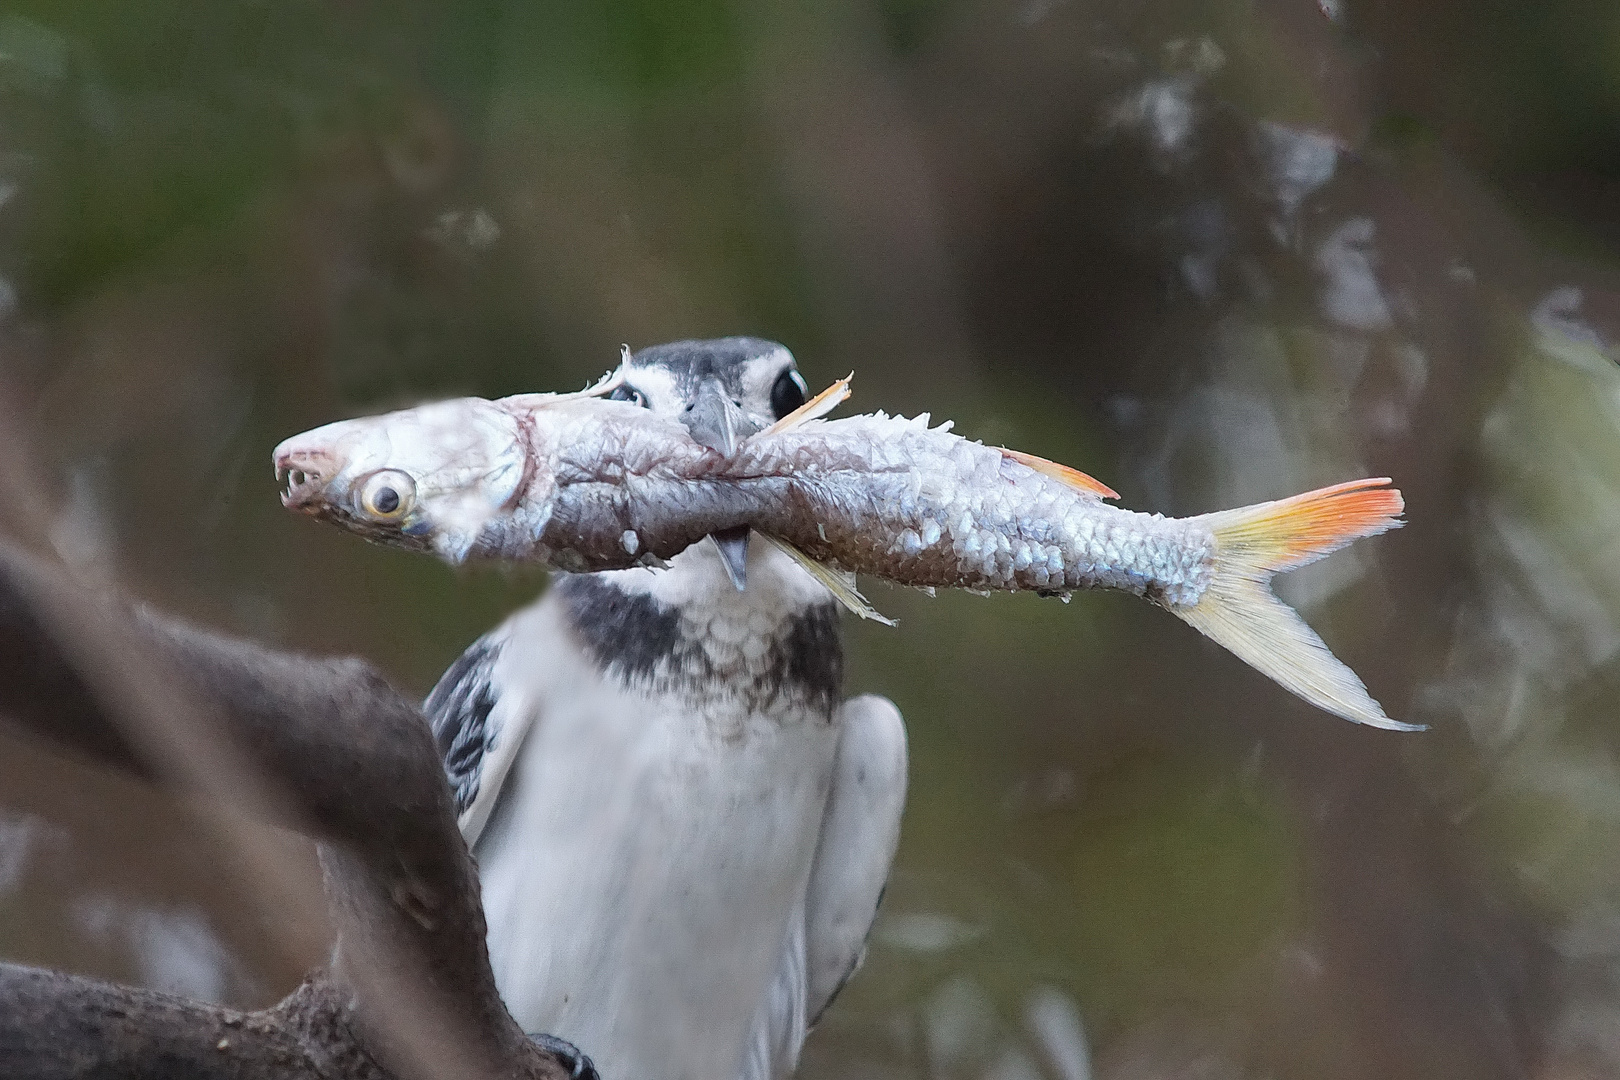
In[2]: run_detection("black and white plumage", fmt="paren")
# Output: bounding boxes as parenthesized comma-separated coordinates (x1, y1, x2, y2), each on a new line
(425, 338, 908, 1080)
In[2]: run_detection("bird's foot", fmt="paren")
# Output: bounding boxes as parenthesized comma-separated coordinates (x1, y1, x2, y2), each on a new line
(528, 1033, 600, 1080)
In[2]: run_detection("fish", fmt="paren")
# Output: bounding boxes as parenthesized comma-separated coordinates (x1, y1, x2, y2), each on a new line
(273, 374, 1415, 730)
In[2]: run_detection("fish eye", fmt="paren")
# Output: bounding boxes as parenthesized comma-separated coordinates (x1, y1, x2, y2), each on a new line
(610, 384, 649, 408)
(359, 470, 416, 520)
(770, 369, 807, 419)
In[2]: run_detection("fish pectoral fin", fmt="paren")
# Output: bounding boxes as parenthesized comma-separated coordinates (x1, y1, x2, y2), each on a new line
(758, 533, 896, 626)
(759, 374, 853, 436)
(1177, 477, 1421, 731)
(998, 448, 1119, 500)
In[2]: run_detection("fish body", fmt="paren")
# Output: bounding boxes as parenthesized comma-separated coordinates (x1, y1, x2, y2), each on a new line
(276, 382, 1413, 729)
(530, 406, 1211, 604)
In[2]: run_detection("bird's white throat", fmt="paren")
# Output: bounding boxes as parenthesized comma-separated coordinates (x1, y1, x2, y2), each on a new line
(552, 537, 844, 736)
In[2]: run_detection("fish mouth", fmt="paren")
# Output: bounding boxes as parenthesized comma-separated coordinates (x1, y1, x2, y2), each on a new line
(273, 445, 340, 513)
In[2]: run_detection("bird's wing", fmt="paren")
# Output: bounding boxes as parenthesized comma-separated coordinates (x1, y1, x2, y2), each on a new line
(802, 693, 908, 1026)
(424, 628, 538, 845)
(743, 694, 908, 1080)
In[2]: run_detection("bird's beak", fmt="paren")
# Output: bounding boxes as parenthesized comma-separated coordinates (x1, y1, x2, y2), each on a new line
(682, 377, 758, 458)
(682, 378, 759, 591)
(708, 526, 751, 592)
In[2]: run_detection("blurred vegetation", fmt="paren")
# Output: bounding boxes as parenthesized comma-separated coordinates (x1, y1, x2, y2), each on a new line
(4, 1, 1620, 1078)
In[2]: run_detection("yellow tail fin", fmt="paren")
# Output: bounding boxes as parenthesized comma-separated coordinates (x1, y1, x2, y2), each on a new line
(1174, 478, 1420, 731)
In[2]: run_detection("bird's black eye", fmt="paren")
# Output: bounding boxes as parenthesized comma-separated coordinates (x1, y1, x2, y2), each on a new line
(610, 384, 648, 408)
(770, 369, 808, 419)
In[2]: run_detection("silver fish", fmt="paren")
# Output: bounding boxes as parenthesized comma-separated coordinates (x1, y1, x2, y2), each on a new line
(274, 375, 1414, 730)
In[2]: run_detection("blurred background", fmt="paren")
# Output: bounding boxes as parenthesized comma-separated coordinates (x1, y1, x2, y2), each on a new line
(2, 0, 1619, 1077)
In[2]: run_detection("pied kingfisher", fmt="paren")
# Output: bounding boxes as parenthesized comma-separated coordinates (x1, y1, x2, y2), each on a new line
(425, 337, 908, 1080)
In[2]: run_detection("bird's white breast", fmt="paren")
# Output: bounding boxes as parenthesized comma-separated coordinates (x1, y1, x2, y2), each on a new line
(475, 545, 840, 1080)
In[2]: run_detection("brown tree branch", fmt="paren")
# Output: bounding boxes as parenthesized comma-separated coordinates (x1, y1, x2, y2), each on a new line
(0, 542, 577, 1080)
(1, 965, 324, 1080)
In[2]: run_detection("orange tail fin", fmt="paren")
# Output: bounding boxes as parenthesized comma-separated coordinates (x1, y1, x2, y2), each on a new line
(1175, 478, 1418, 731)
(1196, 477, 1404, 572)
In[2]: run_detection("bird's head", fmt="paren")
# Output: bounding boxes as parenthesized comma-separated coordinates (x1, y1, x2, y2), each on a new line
(605, 337, 808, 589)
(607, 337, 807, 456)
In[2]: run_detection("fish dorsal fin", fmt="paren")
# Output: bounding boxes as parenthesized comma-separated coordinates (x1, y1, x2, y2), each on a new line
(758, 533, 895, 625)
(999, 448, 1119, 500)
(500, 366, 627, 411)
(569, 362, 630, 400)
(760, 374, 853, 436)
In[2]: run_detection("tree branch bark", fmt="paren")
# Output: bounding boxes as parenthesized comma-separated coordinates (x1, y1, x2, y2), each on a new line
(0, 542, 577, 1080)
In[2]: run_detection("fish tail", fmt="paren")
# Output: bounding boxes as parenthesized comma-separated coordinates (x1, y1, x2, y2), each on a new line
(1173, 478, 1421, 731)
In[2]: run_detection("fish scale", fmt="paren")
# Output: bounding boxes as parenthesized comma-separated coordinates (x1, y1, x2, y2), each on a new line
(680, 412, 1218, 602)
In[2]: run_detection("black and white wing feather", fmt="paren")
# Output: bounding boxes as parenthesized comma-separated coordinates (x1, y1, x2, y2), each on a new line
(745, 693, 908, 1080)
(425, 630, 540, 844)
(802, 694, 908, 1025)
(426, 635, 501, 818)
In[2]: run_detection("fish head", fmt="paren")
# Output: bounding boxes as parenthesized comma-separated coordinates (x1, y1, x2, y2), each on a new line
(273, 397, 527, 562)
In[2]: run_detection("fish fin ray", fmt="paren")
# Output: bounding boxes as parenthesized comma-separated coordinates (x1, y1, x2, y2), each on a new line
(761, 374, 852, 436)
(498, 367, 626, 411)
(999, 448, 1119, 500)
(1175, 477, 1420, 731)
(759, 534, 896, 625)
